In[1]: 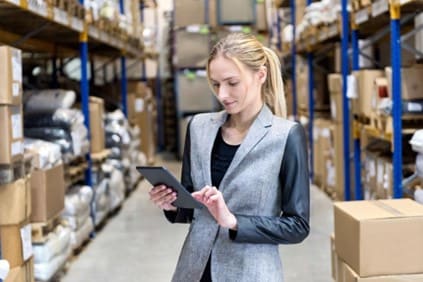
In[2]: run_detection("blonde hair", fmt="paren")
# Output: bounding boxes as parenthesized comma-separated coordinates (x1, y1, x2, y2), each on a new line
(207, 33, 287, 118)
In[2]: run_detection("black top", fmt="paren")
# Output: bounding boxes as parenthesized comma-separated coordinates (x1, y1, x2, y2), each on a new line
(211, 128, 240, 188)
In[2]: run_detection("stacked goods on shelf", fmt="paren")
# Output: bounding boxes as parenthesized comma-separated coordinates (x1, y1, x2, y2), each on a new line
(89, 97, 110, 227)
(0, 45, 35, 281)
(332, 199, 423, 281)
(62, 185, 94, 251)
(22, 90, 90, 164)
(127, 81, 157, 165)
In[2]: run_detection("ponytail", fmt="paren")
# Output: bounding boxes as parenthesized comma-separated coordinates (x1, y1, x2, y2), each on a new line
(263, 47, 287, 119)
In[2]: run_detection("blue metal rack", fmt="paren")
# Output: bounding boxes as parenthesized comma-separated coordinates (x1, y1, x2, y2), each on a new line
(351, 25, 363, 200)
(390, 3, 403, 199)
(119, 0, 128, 118)
(340, 0, 351, 201)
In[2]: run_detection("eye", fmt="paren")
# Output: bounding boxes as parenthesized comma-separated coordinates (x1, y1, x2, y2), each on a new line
(212, 83, 220, 89)
(228, 81, 239, 87)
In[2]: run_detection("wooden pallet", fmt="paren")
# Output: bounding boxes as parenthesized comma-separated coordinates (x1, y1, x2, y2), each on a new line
(91, 149, 111, 164)
(64, 162, 88, 187)
(32, 213, 63, 244)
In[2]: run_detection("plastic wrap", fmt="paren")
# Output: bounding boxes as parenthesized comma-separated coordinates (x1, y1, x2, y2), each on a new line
(93, 179, 110, 214)
(24, 138, 62, 169)
(32, 225, 71, 264)
(70, 216, 93, 250)
(62, 207, 91, 231)
(107, 165, 125, 210)
(24, 127, 73, 156)
(34, 244, 72, 281)
(63, 185, 93, 216)
(24, 89, 76, 113)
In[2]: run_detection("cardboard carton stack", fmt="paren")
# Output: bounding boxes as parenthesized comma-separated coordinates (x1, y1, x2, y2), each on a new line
(332, 199, 423, 281)
(0, 45, 35, 281)
(127, 81, 156, 164)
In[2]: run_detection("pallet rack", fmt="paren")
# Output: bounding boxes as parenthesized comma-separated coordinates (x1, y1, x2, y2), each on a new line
(280, 0, 423, 200)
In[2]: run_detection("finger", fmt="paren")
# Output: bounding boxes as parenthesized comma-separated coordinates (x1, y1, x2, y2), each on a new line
(207, 194, 219, 204)
(149, 185, 166, 196)
(158, 192, 177, 208)
(151, 188, 174, 203)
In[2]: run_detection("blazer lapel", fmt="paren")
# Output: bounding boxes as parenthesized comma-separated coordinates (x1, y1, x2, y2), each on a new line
(220, 105, 273, 191)
(200, 111, 228, 186)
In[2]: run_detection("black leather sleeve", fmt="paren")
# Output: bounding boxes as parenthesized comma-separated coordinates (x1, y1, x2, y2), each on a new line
(229, 123, 310, 244)
(164, 119, 194, 223)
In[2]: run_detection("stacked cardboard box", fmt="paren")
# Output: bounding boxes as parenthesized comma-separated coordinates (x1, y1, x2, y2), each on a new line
(89, 96, 106, 154)
(333, 199, 423, 281)
(351, 70, 384, 117)
(0, 47, 24, 168)
(127, 81, 156, 164)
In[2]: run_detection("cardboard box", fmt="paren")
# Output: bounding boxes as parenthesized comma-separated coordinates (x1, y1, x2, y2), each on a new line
(0, 176, 31, 226)
(256, 1, 267, 31)
(218, 0, 255, 24)
(174, 0, 206, 27)
(174, 30, 210, 68)
(127, 81, 149, 98)
(334, 199, 423, 277)
(328, 74, 343, 93)
(339, 259, 423, 282)
(136, 100, 156, 164)
(0, 105, 23, 164)
(352, 70, 385, 117)
(30, 164, 65, 223)
(0, 46, 22, 105)
(89, 97, 105, 154)
(176, 70, 217, 112)
(127, 93, 145, 124)
(0, 222, 32, 268)
(386, 65, 423, 101)
(330, 90, 342, 123)
(4, 257, 34, 282)
(313, 119, 332, 187)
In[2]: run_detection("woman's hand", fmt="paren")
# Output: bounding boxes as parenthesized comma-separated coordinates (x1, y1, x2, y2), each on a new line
(192, 186, 237, 229)
(149, 185, 178, 211)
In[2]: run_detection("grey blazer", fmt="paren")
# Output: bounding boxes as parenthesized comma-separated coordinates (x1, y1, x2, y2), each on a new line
(165, 105, 310, 282)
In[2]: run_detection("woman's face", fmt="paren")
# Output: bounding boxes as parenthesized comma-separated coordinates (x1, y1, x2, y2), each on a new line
(208, 55, 265, 115)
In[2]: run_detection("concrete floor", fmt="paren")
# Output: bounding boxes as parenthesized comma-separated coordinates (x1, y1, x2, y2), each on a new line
(63, 154, 334, 282)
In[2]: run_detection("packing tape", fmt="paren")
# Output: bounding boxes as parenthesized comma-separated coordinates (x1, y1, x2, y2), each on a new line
(372, 200, 403, 216)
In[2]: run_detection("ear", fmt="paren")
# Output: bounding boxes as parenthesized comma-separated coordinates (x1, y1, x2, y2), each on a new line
(257, 66, 267, 85)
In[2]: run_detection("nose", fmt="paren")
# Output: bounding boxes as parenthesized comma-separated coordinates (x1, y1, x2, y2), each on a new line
(216, 85, 229, 100)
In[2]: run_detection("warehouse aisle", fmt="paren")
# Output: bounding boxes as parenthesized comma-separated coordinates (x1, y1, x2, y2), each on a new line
(63, 154, 334, 282)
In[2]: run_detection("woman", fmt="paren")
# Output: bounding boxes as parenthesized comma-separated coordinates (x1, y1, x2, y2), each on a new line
(149, 33, 310, 282)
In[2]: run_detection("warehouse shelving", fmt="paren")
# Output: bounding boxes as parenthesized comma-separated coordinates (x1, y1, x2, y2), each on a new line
(0, 0, 145, 189)
(283, 0, 423, 200)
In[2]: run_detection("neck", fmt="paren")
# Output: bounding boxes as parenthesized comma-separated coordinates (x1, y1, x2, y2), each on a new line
(227, 103, 263, 131)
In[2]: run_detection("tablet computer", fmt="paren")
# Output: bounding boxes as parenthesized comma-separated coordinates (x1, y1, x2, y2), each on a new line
(136, 166, 204, 209)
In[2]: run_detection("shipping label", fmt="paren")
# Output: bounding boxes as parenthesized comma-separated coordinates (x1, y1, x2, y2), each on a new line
(11, 111, 22, 139)
(20, 224, 33, 261)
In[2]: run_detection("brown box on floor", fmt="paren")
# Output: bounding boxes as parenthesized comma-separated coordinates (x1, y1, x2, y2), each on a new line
(0, 105, 23, 164)
(0, 221, 32, 268)
(338, 259, 423, 282)
(89, 97, 105, 154)
(334, 199, 423, 277)
(0, 176, 31, 226)
(30, 164, 65, 223)
(4, 257, 34, 282)
(0, 46, 22, 105)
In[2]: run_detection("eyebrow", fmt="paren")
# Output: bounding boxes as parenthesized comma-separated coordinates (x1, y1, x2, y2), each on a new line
(210, 76, 238, 83)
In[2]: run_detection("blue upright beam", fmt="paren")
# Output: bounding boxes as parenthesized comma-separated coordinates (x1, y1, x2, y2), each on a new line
(290, 0, 297, 118)
(121, 57, 128, 117)
(119, 0, 128, 117)
(341, 0, 351, 201)
(390, 4, 403, 199)
(140, 1, 147, 82)
(79, 28, 92, 188)
(351, 28, 363, 200)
